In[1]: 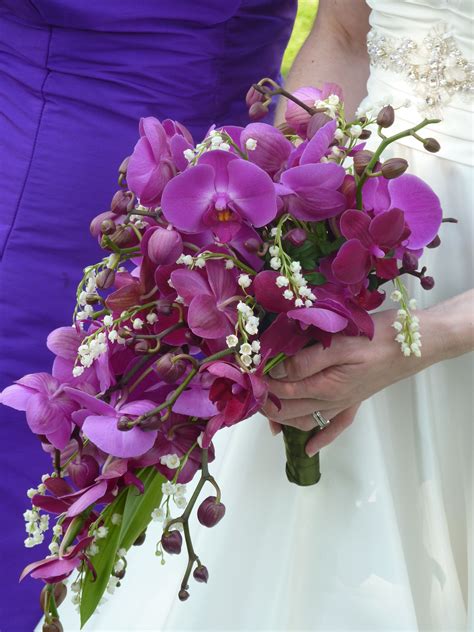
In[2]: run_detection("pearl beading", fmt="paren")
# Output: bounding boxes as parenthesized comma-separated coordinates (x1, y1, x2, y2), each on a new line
(367, 24, 473, 115)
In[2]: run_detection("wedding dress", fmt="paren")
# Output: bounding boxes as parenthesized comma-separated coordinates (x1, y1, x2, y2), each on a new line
(54, 1, 473, 630)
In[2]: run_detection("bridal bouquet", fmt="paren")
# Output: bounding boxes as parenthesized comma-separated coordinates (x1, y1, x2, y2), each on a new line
(1, 78, 444, 630)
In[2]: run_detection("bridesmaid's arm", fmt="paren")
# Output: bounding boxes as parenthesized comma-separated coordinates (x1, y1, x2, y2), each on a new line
(276, 0, 371, 121)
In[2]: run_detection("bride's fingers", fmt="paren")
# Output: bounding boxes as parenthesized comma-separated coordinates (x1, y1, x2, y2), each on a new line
(262, 397, 332, 421)
(268, 419, 282, 436)
(269, 409, 342, 432)
(305, 405, 359, 456)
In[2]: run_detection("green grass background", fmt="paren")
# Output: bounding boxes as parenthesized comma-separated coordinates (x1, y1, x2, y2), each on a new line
(281, 0, 319, 76)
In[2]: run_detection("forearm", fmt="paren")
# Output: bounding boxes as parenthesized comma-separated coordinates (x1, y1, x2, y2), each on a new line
(425, 289, 474, 363)
(276, 0, 371, 123)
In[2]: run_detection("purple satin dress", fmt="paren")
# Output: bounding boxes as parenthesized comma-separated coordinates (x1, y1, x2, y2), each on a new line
(0, 1, 296, 628)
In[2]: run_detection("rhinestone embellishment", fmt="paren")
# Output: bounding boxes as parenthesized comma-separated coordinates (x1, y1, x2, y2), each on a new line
(367, 24, 474, 115)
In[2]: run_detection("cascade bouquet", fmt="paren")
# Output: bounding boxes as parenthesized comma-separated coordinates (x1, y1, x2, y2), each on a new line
(1, 78, 445, 630)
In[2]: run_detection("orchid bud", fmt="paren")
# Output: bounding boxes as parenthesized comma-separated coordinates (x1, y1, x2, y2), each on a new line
(155, 353, 186, 384)
(43, 620, 63, 632)
(359, 128, 372, 140)
(353, 150, 374, 176)
(138, 415, 162, 431)
(110, 226, 136, 248)
(40, 583, 67, 613)
(340, 175, 357, 208)
(376, 105, 395, 128)
(90, 211, 114, 238)
(306, 112, 331, 139)
(110, 189, 131, 215)
(381, 158, 408, 179)
(161, 530, 183, 555)
(100, 219, 116, 235)
(144, 227, 183, 265)
(96, 268, 116, 289)
(118, 156, 130, 175)
(133, 530, 147, 546)
(248, 102, 269, 121)
(117, 417, 132, 431)
(178, 589, 190, 602)
(156, 299, 173, 315)
(197, 496, 226, 528)
(193, 565, 209, 583)
(245, 85, 264, 107)
(244, 237, 260, 253)
(113, 567, 126, 580)
(421, 275, 435, 290)
(402, 252, 418, 272)
(427, 235, 441, 249)
(68, 455, 100, 488)
(134, 339, 150, 354)
(284, 228, 307, 246)
(423, 137, 441, 153)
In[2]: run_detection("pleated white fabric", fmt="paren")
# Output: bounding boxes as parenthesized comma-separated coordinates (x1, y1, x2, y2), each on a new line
(53, 1, 473, 630)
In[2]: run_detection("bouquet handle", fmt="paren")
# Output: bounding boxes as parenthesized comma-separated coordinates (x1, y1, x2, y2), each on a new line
(282, 425, 321, 486)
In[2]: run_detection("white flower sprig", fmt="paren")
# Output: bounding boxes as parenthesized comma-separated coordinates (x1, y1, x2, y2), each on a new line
(391, 279, 421, 357)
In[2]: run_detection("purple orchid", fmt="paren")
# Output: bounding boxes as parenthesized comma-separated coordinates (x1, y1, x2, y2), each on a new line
(141, 225, 183, 265)
(64, 388, 158, 458)
(161, 150, 277, 242)
(332, 208, 407, 284)
(0, 373, 77, 450)
(170, 259, 240, 339)
(20, 536, 95, 583)
(240, 123, 293, 179)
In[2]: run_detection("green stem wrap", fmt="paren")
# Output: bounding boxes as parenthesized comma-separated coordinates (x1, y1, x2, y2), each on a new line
(282, 425, 321, 486)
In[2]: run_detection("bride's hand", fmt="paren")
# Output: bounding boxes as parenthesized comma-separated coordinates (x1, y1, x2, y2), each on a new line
(263, 298, 472, 455)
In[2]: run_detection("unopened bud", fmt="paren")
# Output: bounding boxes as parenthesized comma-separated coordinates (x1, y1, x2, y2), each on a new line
(155, 299, 173, 315)
(117, 417, 132, 431)
(381, 158, 408, 179)
(43, 620, 63, 632)
(359, 128, 372, 140)
(306, 112, 331, 139)
(420, 275, 435, 290)
(118, 156, 130, 175)
(245, 85, 265, 107)
(134, 339, 150, 354)
(154, 353, 186, 384)
(178, 589, 190, 602)
(110, 189, 132, 215)
(244, 237, 261, 254)
(248, 102, 269, 121)
(427, 235, 441, 249)
(133, 530, 147, 546)
(193, 565, 209, 583)
(109, 226, 136, 248)
(68, 455, 100, 489)
(100, 219, 116, 235)
(402, 251, 418, 272)
(113, 568, 126, 580)
(376, 105, 395, 128)
(284, 228, 307, 246)
(353, 150, 374, 176)
(96, 268, 116, 290)
(40, 583, 67, 613)
(138, 415, 162, 431)
(423, 137, 441, 153)
(85, 293, 101, 306)
(197, 496, 226, 528)
(161, 530, 183, 555)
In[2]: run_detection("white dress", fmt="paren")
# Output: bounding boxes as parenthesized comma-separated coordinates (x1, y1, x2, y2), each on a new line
(55, 1, 473, 630)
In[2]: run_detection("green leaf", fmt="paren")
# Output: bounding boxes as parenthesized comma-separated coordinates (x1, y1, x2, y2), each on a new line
(303, 272, 326, 285)
(79, 493, 127, 628)
(119, 467, 165, 550)
(319, 236, 345, 255)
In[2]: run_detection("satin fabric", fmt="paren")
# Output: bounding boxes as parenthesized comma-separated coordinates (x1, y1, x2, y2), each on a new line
(0, 2, 296, 629)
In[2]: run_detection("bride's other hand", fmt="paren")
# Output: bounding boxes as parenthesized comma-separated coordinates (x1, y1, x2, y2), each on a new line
(263, 291, 474, 455)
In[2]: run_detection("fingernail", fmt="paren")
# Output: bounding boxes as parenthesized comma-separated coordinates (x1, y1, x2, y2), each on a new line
(305, 445, 319, 458)
(269, 421, 281, 436)
(269, 363, 287, 379)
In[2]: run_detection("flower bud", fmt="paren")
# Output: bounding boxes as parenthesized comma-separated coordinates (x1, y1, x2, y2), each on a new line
(133, 530, 147, 546)
(68, 455, 100, 489)
(376, 105, 395, 128)
(243, 237, 261, 254)
(118, 156, 130, 175)
(402, 251, 418, 272)
(197, 496, 226, 528)
(284, 228, 307, 246)
(100, 219, 116, 235)
(110, 189, 132, 215)
(248, 102, 269, 121)
(154, 353, 186, 384)
(143, 227, 183, 265)
(420, 275, 435, 290)
(193, 565, 209, 583)
(178, 589, 190, 602)
(306, 112, 332, 139)
(381, 158, 408, 179)
(117, 417, 132, 431)
(427, 235, 441, 249)
(359, 128, 372, 140)
(113, 568, 126, 580)
(155, 299, 173, 315)
(96, 268, 116, 289)
(40, 583, 67, 613)
(245, 85, 264, 107)
(161, 530, 183, 555)
(353, 150, 374, 176)
(138, 415, 162, 431)
(423, 137, 441, 153)
(134, 339, 151, 354)
(109, 226, 136, 248)
(90, 211, 114, 238)
(43, 620, 63, 632)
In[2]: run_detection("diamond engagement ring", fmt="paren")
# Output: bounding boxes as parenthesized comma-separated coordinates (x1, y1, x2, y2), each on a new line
(312, 411, 330, 429)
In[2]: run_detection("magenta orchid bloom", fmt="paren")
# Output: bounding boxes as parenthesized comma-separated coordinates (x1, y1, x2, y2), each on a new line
(0, 373, 76, 450)
(240, 123, 293, 179)
(200, 361, 268, 448)
(20, 536, 95, 584)
(170, 259, 240, 339)
(161, 150, 277, 242)
(332, 208, 407, 284)
(65, 388, 158, 458)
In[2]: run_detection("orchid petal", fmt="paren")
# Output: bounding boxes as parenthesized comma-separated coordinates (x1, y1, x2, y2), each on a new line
(288, 307, 348, 333)
(82, 415, 157, 459)
(332, 239, 372, 284)
(188, 295, 231, 339)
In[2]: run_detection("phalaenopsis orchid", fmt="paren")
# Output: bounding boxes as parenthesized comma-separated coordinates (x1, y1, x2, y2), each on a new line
(1, 78, 447, 630)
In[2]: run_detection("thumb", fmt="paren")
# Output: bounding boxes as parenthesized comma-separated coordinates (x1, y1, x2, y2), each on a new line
(269, 340, 341, 382)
